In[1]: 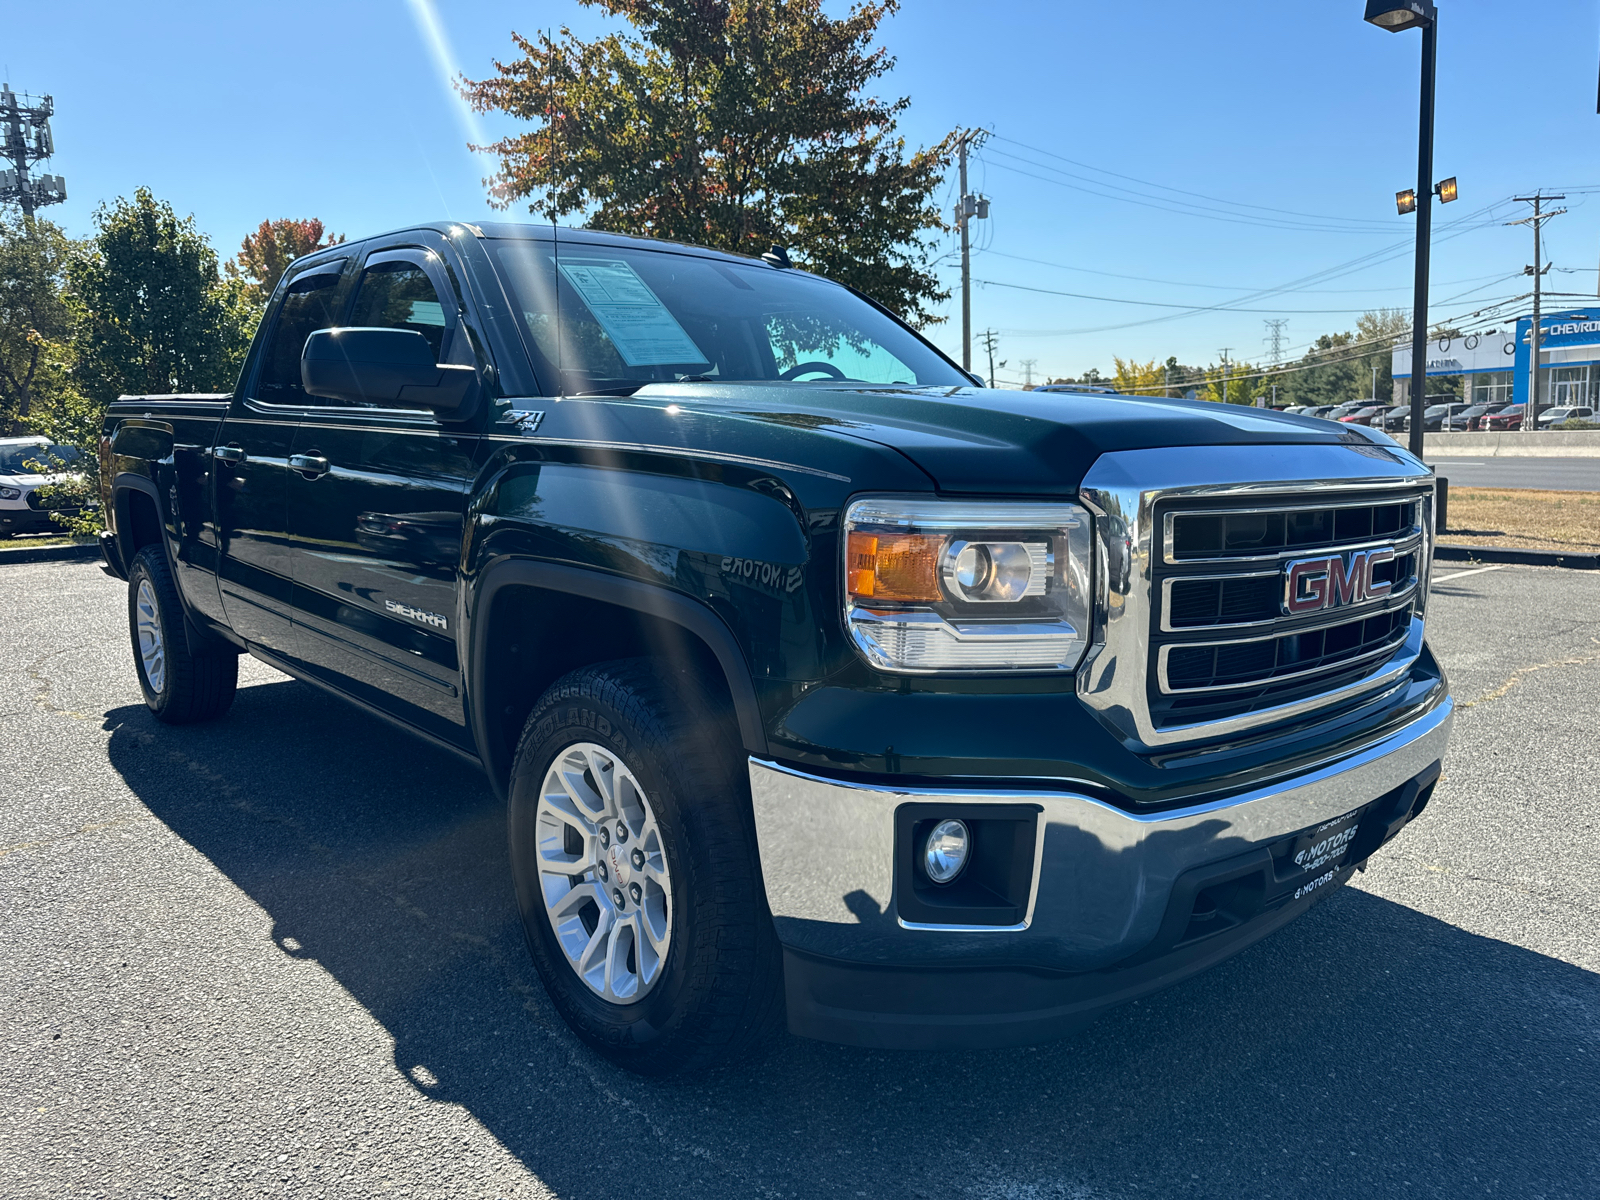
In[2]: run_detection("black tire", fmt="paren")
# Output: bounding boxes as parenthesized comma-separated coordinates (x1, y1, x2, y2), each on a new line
(127, 544, 238, 724)
(508, 659, 782, 1075)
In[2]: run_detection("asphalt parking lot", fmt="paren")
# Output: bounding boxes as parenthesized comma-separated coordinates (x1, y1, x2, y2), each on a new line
(3, 559, 1598, 1199)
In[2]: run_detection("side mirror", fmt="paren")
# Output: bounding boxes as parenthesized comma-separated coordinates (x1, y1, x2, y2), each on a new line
(301, 327, 478, 415)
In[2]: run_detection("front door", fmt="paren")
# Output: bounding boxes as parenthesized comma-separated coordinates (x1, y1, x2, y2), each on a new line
(215, 261, 346, 650)
(284, 246, 484, 747)
(1551, 366, 1589, 409)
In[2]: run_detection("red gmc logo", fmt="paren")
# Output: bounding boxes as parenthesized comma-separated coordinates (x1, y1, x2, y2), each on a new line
(1283, 548, 1396, 615)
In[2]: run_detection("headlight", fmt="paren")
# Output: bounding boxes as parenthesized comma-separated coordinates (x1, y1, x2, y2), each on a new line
(0, 487, 20, 500)
(842, 497, 1093, 673)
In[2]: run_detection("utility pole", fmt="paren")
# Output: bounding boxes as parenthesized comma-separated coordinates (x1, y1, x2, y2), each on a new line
(1509, 193, 1566, 433)
(980, 329, 1001, 388)
(1371, 365, 1379, 402)
(0, 86, 67, 219)
(955, 129, 991, 374)
(1218, 348, 1233, 405)
(1019, 358, 1037, 388)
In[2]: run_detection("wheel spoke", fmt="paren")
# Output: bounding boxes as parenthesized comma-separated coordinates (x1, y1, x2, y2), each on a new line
(584, 747, 616, 809)
(548, 880, 601, 921)
(576, 908, 613, 979)
(604, 914, 633, 998)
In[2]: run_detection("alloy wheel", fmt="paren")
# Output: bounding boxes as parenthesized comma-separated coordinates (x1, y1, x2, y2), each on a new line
(534, 742, 673, 1003)
(135, 577, 166, 695)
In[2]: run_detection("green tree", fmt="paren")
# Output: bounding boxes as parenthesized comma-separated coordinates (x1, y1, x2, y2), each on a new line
(1203, 357, 1266, 406)
(463, 0, 955, 325)
(1356, 308, 1409, 403)
(0, 216, 81, 431)
(70, 188, 260, 408)
(226, 217, 344, 300)
(1112, 356, 1168, 396)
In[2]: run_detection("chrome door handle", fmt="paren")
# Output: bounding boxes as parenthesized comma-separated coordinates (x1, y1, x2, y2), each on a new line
(213, 444, 246, 465)
(289, 453, 330, 479)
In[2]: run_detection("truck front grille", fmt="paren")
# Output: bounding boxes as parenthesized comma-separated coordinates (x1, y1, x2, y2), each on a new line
(1169, 499, 1419, 561)
(1147, 491, 1429, 734)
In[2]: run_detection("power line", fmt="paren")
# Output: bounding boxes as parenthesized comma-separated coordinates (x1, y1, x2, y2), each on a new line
(979, 150, 1402, 236)
(972, 200, 1515, 338)
(974, 248, 1508, 296)
(987, 133, 1404, 231)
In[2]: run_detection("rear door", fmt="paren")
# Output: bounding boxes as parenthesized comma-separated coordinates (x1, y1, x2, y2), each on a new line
(214, 257, 348, 651)
(283, 238, 487, 746)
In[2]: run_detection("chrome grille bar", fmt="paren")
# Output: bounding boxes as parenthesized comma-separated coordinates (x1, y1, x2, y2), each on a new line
(1076, 444, 1436, 750)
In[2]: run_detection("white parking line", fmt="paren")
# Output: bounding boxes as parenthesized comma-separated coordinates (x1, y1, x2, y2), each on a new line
(1432, 563, 1512, 584)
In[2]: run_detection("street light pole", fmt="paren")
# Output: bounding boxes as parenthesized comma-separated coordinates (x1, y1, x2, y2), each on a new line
(1405, 13, 1438, 460)
(1365, 0, 1440, 460)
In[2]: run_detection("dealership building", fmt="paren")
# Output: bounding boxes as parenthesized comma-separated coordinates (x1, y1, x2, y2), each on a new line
(1393, 305, 1600, 408)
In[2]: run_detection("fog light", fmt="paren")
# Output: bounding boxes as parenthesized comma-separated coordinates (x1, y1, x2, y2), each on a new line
(923, 819, 970, 884)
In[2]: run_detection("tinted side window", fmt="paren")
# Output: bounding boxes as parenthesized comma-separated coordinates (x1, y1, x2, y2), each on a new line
(256, 269, 344, 406)
(348, 262, 450, 362)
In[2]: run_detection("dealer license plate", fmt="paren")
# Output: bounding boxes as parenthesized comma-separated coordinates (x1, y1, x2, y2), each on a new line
(1289, 808, 1362, 876)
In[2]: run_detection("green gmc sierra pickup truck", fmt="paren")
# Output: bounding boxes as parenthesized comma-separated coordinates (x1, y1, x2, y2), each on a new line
(98, 221, 1451, 1074)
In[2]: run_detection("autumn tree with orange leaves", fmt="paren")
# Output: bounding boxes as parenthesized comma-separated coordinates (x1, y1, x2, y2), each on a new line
(226, 218, 344, 300)
(463, 0, 956, 325)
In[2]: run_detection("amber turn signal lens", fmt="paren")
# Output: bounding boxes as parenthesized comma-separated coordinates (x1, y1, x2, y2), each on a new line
(846, 531, 942, 601)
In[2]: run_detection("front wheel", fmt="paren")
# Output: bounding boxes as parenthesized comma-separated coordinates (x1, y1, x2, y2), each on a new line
(127, 545, 238, 724)
(508, 660, 782, 1075)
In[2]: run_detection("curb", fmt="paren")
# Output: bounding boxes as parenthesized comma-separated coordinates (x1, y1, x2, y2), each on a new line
(0, 541, 102, 566)
(1435, 542, 1600, 570)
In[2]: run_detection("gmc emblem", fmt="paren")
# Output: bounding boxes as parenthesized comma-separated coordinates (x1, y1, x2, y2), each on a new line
(1283, 548, 1395, 615)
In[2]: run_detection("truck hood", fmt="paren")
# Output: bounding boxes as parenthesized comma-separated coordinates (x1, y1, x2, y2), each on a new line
(626, 382, 1410, 493)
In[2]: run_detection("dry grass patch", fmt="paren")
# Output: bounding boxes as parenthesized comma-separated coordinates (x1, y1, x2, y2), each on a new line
(1443, 487, 1600, 552)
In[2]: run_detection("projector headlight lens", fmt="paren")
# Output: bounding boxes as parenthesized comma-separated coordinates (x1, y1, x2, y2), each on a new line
(923, 819, 970, 885)
(843, 498, 1093, 673)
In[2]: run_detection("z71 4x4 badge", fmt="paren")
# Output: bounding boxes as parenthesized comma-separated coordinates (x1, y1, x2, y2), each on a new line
(384, 599, 449, 630)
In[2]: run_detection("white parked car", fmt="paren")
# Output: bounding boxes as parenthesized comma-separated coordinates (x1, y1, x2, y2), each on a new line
(1538, 405, 1595, 429)
(0, 436, 85, 537)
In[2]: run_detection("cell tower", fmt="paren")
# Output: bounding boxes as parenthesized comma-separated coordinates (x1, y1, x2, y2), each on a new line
(1263, 318, 1288, 366)
(1, 86, 67, 218)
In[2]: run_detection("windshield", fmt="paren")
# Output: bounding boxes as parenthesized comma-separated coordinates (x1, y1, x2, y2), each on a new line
(492, 240, 967, 395)
(0, 443, 78, 474)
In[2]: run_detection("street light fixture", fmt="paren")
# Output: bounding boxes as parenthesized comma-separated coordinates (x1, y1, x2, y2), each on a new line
(1365, 0, 1438, 460)
(1363, 0, 1432, 31)
(1396, 189, 1417, 215)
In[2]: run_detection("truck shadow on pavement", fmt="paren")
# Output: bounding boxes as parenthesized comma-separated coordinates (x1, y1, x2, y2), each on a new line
(105, 678, 1600, 1200)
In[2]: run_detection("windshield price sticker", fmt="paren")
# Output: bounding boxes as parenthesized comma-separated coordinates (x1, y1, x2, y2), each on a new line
(558, 259, 709, 367)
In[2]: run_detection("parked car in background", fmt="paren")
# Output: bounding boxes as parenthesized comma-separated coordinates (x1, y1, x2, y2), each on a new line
(1443, 402, 1511, 432)
(0, 437, 84, 538)
(1483, 404, 1525, 432)
(1321, 403, 1367, 422)
(1339, 405, 1394, 427)
(1298, 404, 1340, 419)
(1385, 402, 1471, 434)
(1537, 405, 1594, 428)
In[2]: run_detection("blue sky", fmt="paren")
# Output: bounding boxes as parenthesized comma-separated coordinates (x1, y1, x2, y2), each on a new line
(9, 1, 1600, 384)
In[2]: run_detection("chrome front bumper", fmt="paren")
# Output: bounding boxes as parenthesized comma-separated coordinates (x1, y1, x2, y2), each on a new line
(750, 691, 1452, 973)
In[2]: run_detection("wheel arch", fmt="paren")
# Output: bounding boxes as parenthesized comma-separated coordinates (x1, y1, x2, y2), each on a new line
(112, 473, 167, 564)
(468, 559, 769, 799)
